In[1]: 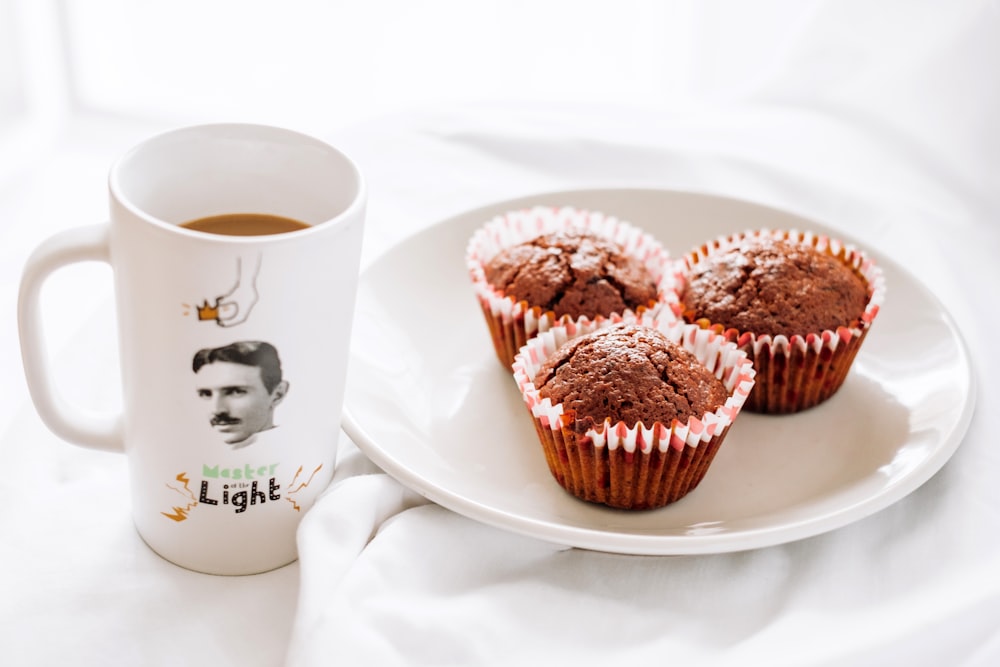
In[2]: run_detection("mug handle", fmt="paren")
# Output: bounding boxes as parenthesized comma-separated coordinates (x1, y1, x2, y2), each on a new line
(17, 223, 124, 452)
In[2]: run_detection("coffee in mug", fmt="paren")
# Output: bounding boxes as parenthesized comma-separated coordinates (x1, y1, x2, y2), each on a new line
(180, 212, 311, 236)
(18, 124, 366, 575)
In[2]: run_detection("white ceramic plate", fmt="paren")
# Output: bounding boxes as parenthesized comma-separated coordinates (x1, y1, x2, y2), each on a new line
(342, 188, 976, 555)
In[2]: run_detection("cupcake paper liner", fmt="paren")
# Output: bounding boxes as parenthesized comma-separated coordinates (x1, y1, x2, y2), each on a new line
(670, 228, 886, 414)
(466, 206, 679, 369)
(513, 315, 756, 510)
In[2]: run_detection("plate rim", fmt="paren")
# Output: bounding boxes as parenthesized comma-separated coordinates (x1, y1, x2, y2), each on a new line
(342, 187, 977, 555)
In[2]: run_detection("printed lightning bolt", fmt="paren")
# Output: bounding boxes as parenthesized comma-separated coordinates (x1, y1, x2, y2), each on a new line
(285, 464, 324, 512)
(162, 472, 198, 522)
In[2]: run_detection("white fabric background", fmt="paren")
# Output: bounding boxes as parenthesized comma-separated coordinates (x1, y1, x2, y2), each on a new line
(2, 2, 998, 665)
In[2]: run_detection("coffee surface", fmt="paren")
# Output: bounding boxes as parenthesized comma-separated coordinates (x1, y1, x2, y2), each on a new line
(180, 213, 310, 236)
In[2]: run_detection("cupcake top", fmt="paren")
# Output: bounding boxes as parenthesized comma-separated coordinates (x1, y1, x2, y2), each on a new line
(533, 323, 728, 432)
(681, 235, 869, 336)
(483, 231, 658, 321)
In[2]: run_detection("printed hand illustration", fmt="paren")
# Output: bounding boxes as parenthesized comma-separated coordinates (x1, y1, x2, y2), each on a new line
(215, 254, 261, 327)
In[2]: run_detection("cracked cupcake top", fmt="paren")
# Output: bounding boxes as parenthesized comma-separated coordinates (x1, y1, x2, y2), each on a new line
(482, 231, 658, 320)
(681, 236, 869, 336)
(532, 324, 728, 431)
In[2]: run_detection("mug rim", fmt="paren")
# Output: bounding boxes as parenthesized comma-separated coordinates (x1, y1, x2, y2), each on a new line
(107, 122, 366, 244)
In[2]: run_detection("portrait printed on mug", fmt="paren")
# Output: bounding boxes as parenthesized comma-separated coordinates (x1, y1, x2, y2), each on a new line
(192, 340, 290, 449)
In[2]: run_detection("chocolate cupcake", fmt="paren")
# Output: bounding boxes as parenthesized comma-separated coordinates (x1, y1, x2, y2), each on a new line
(674, 229, 885, 414)
(466, 206, 676, 369)
(513, 319, 755, 510)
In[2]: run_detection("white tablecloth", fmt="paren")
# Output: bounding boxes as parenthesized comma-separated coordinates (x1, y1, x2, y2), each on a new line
(2, 3, 999, 665)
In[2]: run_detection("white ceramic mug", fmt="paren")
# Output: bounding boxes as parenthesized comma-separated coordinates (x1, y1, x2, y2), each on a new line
(18, 124, 366, 575)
